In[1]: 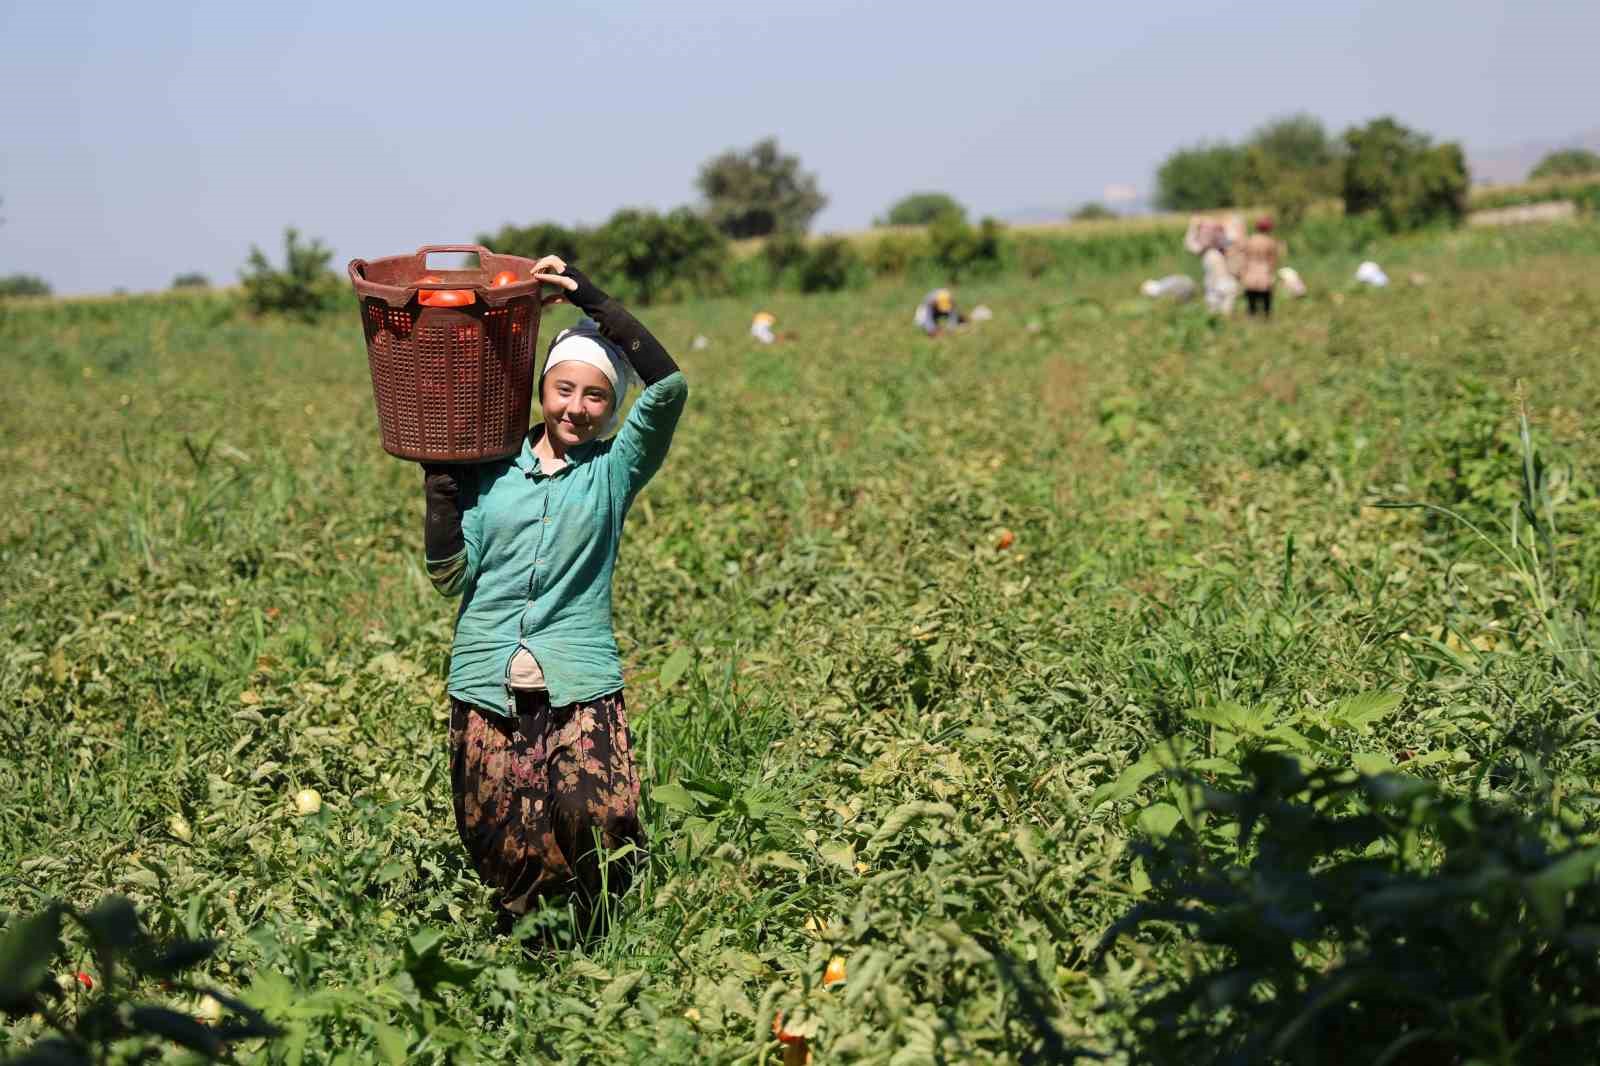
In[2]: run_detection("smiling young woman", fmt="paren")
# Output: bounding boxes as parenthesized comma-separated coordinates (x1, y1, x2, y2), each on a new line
(416, 256, 687, 937)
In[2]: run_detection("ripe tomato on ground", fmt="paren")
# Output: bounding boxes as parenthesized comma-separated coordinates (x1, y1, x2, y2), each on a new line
(822, 956, 847, 986)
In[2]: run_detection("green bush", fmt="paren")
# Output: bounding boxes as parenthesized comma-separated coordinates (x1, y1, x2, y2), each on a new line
(1030, 228, 1182, 279)
(796, 237, 864, 294)
(1155, 142, 1244, 211)
(1342, 117, 1468, 232)
(879, 192, 966, 227)
(0, 274, 52, 299)
(928, 216, 1004, 280)
(0, 895, 281, 1062)
(1531, 148, 1600, 181)
(1011, 235, 1058, 278)
(171, 272, 210, 290)
(582, 207, 729, 306)
(1288, 212, 1384, 256)
(475, 220, 587, 263)
(761, 232, 809, 283)
(1246, 113, 1340, 180)
(1070, 202, 1115, 221)
(864, 232, 927, 277)
(1471, 175, 1600, 216)
(240, 228, 344, 320)
(1102, 753, 1600, 1066)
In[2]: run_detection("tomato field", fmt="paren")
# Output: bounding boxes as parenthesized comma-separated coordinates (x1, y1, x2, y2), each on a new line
(5, 221, 1600, 1063)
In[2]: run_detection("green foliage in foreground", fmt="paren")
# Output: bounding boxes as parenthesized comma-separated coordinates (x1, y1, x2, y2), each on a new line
(2, 895, 280, 1063)
(3, 222, 1600, 1063)
(1106, 754, 1600, 1065)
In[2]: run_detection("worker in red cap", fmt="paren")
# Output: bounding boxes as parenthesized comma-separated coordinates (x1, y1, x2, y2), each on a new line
(1241, 217, 1284, 319)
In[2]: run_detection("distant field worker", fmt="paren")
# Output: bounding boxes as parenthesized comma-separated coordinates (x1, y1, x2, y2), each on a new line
(418, 255, 687, 937)
(913, 287, 965, 336)
(750, 310, 776, 344)
(1241, 217, 1285, 318)
(1201, 242, 1239, 316)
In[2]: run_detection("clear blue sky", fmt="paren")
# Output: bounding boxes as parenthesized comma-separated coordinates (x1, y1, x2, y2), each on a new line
(3, 0, 1597, 295)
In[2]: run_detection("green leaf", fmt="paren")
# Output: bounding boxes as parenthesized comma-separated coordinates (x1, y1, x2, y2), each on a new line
(1188, 757, 1241, 775)
(1330, 691, 1402, 731)
(818, 840, 856, 871)
(6, 1037, 92, 1066)
(372, 1023, 409, 1066)
(649, 783, 697, 813)
(658, 646, 693, 689)
(80, 896, 143, 955)
(1352, 752, 1395, 775)
(0, 904, 63, 1013)
(867, 801, 958, 849)
(1524, 847, 1600, 931)
(403, 928, 481, 1000)
(1089, 756, 1160, 808)
(1187, 701, 1249, 731)
(128, 1006, 225, 1057)
(752, 851, 805, 872)
(135, 937, 217, 978)
(1137, 803, 1182, 838)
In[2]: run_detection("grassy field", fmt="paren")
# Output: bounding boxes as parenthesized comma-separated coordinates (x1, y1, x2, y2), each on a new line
(4, 221, 1600, 1063)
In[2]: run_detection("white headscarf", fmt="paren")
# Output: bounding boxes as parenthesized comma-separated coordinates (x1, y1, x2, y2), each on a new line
(540, 318, 637, 438)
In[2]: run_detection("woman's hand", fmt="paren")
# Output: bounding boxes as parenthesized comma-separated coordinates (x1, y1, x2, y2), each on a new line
(530, 255, 578, 306)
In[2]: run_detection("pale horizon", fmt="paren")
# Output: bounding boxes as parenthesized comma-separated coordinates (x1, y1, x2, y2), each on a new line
(3, 0, 1598, 295)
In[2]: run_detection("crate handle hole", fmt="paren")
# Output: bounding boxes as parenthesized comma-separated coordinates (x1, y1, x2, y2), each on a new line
(424, 251, 481, 271)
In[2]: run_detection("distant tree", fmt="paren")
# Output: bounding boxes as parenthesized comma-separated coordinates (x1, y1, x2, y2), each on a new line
(582, 207, 728, 305)
(1530, 148, 1600, 181)
(1341, 117, 1431, 216)
(171, 272, 210, 289)
(1233, 151, 1318, 228)
(476, 221, 587, 264)
(1154, 143, 1244, 211)
(695, 137, 827, 238)
(879, 192, 966, 227)
(1233, 114, 1342, 225)
(0, 274, 51, 299)
(1247, 114, 1337, 177)
(1342, 117, 1468, 231)
(1070, 202, 1116, 221)
(241, 227, 342, 319)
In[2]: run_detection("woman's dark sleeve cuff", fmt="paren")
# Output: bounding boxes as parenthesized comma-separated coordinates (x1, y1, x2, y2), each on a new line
(559, 265, 680, 386)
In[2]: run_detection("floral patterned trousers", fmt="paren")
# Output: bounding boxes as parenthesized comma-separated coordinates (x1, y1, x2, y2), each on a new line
(449, 690, 646, 926)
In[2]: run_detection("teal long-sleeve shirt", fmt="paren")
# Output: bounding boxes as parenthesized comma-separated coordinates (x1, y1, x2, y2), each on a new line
(428, 371, 687, 715)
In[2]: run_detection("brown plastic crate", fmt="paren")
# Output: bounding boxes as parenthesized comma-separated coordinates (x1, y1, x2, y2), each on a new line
(347, 244, 545, 463)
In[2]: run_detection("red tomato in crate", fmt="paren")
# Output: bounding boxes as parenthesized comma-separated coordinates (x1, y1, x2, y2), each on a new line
(491, 270, 519, 287)
(419, 289, 475, 307)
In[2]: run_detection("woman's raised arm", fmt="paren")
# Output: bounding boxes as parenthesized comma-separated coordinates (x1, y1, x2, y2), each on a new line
(531, 257, 680, 385)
